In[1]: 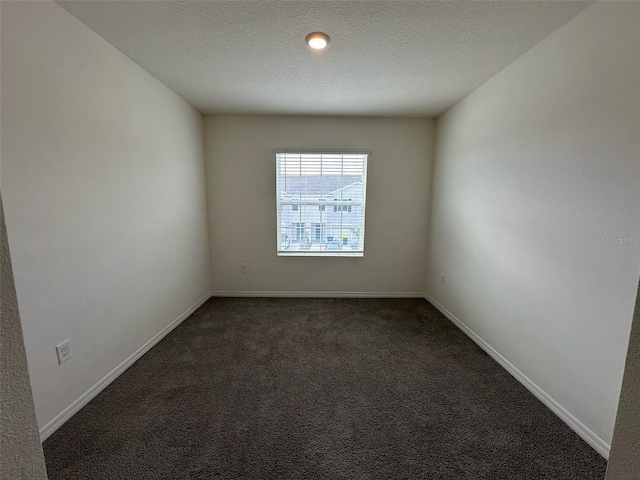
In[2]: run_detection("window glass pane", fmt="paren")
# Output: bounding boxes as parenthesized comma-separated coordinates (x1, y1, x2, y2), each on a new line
(276, 152, 367, 256)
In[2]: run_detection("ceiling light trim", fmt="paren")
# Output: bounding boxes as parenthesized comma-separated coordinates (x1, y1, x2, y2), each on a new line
(305, 32, 330, 50)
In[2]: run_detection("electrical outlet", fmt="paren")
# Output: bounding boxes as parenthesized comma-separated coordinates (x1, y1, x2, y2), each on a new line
(240, 263, 247, 273)
(56, 340, 72, 365)
(441, 273, 446, 285)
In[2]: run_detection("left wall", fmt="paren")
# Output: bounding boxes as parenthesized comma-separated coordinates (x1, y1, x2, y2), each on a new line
(1, 1, 211, 437)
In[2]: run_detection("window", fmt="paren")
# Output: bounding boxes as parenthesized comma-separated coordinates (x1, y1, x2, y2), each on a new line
(333, 200, 352, 213)
(276, 151, 368, 256)
(292, 222, 305, 241)
(312, 223, 326, 242)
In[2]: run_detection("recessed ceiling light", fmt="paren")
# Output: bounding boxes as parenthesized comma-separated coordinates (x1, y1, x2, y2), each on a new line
(305, 32, 330, 50)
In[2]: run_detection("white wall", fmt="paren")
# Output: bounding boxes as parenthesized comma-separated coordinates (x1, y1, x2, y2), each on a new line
(205, 116, 434, 295)
(1, 1, 211, 433)
(425, 1, 640, 453)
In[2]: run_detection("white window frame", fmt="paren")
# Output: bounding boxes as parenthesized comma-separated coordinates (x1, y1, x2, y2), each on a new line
(276, 149, 368, 257)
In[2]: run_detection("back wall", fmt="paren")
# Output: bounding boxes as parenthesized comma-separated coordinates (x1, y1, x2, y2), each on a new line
(204, 116, 434, 295)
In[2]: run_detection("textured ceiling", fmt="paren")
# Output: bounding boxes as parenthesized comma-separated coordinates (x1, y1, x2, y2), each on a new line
(58, 1, 593, 117)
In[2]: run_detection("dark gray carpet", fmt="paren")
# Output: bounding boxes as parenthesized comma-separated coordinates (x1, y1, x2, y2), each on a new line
(43, 298, 607, 479)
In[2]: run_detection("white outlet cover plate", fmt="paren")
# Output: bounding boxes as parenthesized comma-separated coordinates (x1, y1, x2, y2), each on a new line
(56, 340, 72, 364)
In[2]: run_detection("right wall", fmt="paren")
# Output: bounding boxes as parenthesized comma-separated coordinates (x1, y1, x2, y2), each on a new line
(425, 1, 640, 455)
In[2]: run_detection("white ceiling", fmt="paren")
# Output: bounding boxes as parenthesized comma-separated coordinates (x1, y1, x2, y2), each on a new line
(58, 0, 593, 117)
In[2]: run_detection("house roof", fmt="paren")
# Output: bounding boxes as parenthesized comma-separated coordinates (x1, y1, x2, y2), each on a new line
(281, 175, 362, 197)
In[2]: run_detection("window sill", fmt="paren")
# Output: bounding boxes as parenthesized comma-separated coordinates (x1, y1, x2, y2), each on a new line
(277, 251, 364, 257)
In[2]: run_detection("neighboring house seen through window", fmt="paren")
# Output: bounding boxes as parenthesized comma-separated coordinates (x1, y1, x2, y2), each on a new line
(276, 151, 368, 256)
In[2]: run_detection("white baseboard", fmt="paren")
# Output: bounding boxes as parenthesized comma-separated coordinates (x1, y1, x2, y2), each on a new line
(424, 293, 610, 459)
(40, 290, 609, 458)
(39, 291, 213, 442)
(210, 291, 425, 298)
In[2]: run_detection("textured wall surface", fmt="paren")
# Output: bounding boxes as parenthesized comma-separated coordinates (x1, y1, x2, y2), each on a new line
(0, 195, 48, 479)
(606, 280, 640, 479)
(425, 1, 640, 450)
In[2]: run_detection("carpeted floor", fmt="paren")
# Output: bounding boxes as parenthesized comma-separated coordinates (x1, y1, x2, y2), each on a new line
(43, 298, 607, 479)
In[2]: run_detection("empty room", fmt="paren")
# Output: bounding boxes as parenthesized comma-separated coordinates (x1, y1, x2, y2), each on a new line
(1, 1, 639, 479)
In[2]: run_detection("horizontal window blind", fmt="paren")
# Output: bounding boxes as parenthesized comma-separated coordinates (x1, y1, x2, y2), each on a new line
(276, 151, 368, 257)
